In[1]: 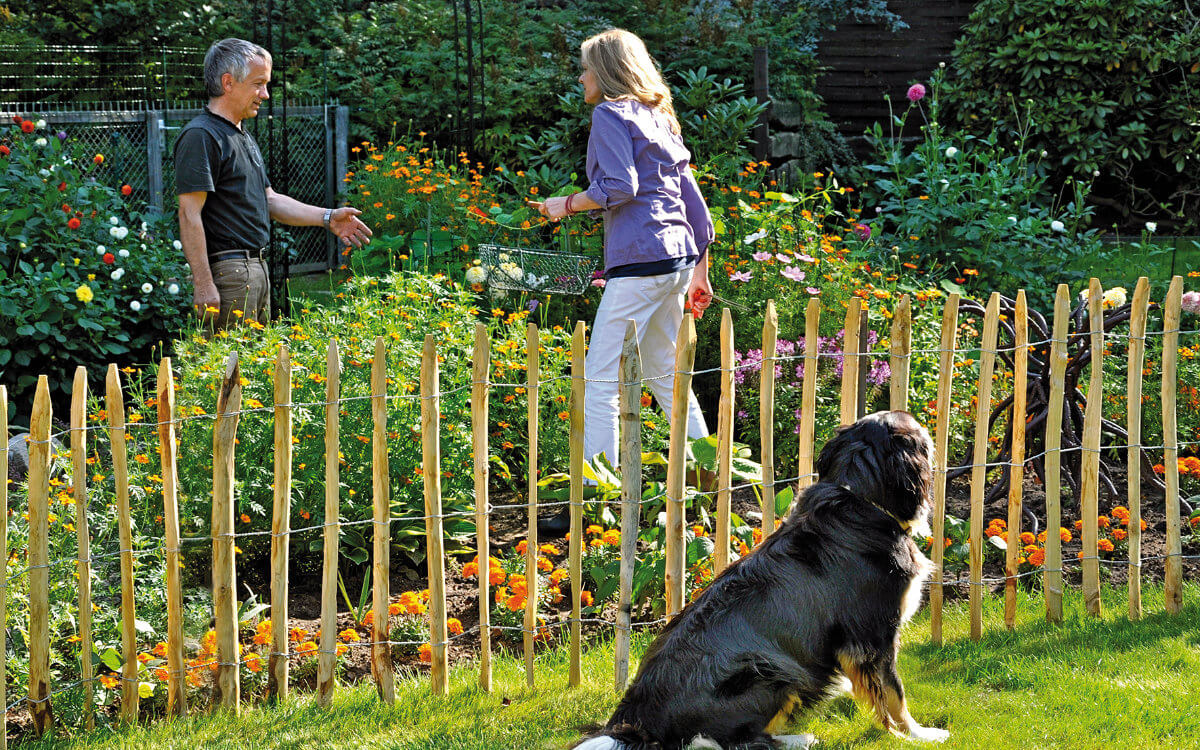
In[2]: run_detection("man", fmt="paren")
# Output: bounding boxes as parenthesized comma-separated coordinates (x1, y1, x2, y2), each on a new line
(175, 38, 371, 330)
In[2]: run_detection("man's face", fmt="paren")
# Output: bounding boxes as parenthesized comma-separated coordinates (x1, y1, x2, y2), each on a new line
(224, 56, 271, 121)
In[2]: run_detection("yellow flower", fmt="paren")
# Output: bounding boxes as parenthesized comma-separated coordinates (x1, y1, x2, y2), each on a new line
(75, 284, 94, 303)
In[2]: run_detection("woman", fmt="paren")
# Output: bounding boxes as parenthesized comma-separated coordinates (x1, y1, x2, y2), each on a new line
(532, 28, 714, 477)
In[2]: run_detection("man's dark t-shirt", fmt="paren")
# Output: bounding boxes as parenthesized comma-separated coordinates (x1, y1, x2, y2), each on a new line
(174, 107, 271, 255)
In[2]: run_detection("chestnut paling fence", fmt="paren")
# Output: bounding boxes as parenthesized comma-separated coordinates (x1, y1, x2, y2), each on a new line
(4, 275, 1198, 742)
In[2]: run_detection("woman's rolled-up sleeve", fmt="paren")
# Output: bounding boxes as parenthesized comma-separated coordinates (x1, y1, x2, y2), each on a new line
(585, 105, 637, 209)
(681, 165, 714, 258)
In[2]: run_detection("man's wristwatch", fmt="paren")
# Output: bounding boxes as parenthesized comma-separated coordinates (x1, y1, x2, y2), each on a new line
(322, 208, 332, 230)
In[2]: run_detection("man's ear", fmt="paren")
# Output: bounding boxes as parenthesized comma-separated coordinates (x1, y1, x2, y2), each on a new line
(221, 72, 234, 93)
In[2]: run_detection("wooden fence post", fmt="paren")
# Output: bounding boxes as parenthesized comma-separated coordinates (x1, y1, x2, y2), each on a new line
(472, 323, 493, 692)
(29, 378, 53, 734)
(615, 321, 642, 692)
(212, 354, 242, 711)
(1004, 293, 1028, 630)
(1162, 275, 1183, 613)
(423, 334, 449, 696)
(840, 298, 861, 425)
(157, 360, 186, 716)
(969, 294, 1000, 641)
(371, 337, 395, 702)
(665, 314, 698, 618)
(1080, 279, 1104, 617)
(0, 386, 7, 747)
(760, 300, 777, 532)
(930, 293, 960, 646)
(1126, 278, 1150, 621)
(568, 321, 585, 688)
(270, 345, 292, 699)
(524, 322, 539, 687)
(890, 294, 912, 412)
(715, 308, 735, 574)
(106, 365, 138, 722)
(797, 299, 820, 491)
(316, 340, 340, 707)
(1043, 285, 1070, 624)
(69, 369, 94, 730)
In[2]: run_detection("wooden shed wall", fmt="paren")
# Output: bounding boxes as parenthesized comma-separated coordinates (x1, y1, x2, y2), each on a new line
(815, 1, 976, 155)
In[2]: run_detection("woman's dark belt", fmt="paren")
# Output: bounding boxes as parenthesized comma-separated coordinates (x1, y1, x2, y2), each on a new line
(208, 247, 266, 264)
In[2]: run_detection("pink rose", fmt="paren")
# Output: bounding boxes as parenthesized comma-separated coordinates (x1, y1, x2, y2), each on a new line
(907, 83, 926, 102)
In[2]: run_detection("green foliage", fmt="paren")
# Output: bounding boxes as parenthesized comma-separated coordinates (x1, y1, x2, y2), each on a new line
(854, 69, 1111, 310)
(0, 118, 190, 423)
(943, 0, 1200, 232)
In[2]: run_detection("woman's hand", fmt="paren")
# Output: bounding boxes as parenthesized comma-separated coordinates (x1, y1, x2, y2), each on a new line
(528, 196, 571, 220)
(687, 274, 713, 319)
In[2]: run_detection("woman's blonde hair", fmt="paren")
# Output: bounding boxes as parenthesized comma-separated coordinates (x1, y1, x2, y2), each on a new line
(581, 29, 680, 135)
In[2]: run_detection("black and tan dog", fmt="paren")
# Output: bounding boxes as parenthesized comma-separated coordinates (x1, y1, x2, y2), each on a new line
(574, 410, 949, 750)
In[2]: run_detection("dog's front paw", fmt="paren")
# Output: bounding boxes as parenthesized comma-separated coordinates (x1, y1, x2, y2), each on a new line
(774, 733, 817, 748)
(906, 725, 949, 743)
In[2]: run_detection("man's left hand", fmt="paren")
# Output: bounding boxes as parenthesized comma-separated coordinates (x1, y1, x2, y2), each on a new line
(329, 207, 373, 250)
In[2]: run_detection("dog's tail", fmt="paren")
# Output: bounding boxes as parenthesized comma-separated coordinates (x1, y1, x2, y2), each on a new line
(570, 722, 662, 750)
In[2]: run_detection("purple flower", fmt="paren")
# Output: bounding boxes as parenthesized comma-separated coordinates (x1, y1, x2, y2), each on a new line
(796, 253, 816, 264)
(527, 299, 540, 312)
(730, 270, 753, 283)
(853, 223, 871, 241)
(907, 83, 926, 102)
(752, 251, 772, 262)
(56, 131, 68, 141)
(781, 266, 806, 282)
(775, 253, 790, 263)
(806, 287, 821, 295)
(1182, 290, 1200, 315)
(867, 358, 892, 387)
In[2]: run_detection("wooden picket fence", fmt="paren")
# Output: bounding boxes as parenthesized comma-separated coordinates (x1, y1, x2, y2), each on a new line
(3, 275, 1194, 742)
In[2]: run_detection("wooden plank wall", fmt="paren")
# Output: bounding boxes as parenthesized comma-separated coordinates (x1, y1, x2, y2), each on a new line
(815, 1, 976, 156)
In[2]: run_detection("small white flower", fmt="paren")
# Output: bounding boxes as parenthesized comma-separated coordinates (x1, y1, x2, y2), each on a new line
(35, 119, 46, 129)
(1092, 170, 1100, 178)
(141, 283, 153, 294)
(743, 229, 768, 245)
(34, 138, 47, 147)
(167, 283, 180, 295)
(108, 226, 128, 240)
(96, 245, 107, 254)
(464, 266, 488, 284)
(118, 249, 130, 258)
(109, 216, 119, 226)
(111, 268, 125, 280)
(1145, 221, 1157, 233)
(38, 169, 50, 177)
(130, 300, 141, 312)
(939, 179, 949, 186)
(1041, 150, 1048, 157)
(173, 240, 183, 251)
(944, 146, 958, 157)
(1008, 216, 1018, 223)
(1050, 220, 1066, 233)
(939, 61, 946, 69)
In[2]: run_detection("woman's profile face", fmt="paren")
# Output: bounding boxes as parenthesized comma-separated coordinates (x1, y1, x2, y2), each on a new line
(579, 63, 602, 105)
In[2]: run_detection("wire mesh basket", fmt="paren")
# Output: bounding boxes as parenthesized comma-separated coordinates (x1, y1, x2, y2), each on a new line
(476, 244, 601, 296)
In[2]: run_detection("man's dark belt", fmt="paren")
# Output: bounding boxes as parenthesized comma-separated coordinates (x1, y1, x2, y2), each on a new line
(209, 248, 266, 264)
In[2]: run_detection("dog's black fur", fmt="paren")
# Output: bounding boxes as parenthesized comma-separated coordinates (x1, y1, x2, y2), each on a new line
(575, 411, 946, 750)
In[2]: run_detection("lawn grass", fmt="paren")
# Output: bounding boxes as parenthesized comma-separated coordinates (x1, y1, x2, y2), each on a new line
(23, 581, 1200, 749)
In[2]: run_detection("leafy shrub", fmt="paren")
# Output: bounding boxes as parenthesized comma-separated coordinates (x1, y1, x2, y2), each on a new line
(942, 0, 1200, 233)
(854, 69, 1111, 310)
(0, 117, 190, 422)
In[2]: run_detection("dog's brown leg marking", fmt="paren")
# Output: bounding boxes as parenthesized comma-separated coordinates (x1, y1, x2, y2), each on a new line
(765, 694, 800, 734)
(837, 655, 895, 734)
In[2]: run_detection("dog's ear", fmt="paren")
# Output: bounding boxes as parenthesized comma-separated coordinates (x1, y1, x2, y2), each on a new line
(816, 419, 889, 504)
(879, 420, 933, 522)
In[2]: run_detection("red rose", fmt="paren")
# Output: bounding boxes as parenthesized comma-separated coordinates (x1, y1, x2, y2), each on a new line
(103, 253, 115, 265)
(20, 120, 34, 134)
(11, 116, 21, 124)
(67, 217, 81, 230)
(62, 204, 71, 213)
(120, 184, 132, 196)
(58, 182, 67, 192)
(0, 145, 9, 157)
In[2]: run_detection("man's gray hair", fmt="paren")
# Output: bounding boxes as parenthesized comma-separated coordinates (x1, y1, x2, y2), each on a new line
(203, 38, 272, 98)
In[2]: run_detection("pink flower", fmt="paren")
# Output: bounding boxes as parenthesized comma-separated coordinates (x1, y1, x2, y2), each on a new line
(775, 253, 790, 263)
(1182, 290, 1200, 315)
(781, 266, 806, 282)
(795, 253, 816, 264)
(729, 270, 753, 283)
(907, 83, 926, 102)
(853, 223, 871, 240)
(806, 287, 821, 295)
(751, 251, 772, 262)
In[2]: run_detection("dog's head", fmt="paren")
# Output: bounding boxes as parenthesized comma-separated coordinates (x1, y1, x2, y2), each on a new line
(815, 410, 934, 530)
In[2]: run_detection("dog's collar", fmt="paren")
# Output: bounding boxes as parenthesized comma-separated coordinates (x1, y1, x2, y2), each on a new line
(862, 497, 914, 534)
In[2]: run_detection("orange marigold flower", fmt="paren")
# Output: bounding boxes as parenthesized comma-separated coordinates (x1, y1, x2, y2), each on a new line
(1111, 506, 1130, 521)
(1112, 528, 1128, 541)
(1098, 539, 1115, 553)
(418, 643, 432, 662)
(580, 591, 594, 606)
(1097, 515, 1110, 529)
(488, 567, 507, 586)
(516, 540, 528, 555)
(388, 602, 402, 616)
(505, 594, 525, 612)
(296, 641, 318, 657)
(1028, 549, 1046, 567)
(1060, 528, 1072, 543)
(462, 561, 479, 578)
(602, 529, 621, 546)
(245, 653, 262, 672)
(447, 618, 463, 635)
(336, 644, 349, 657)
(537, 556, 553, 572)
(1019, 531, 1035, 545)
